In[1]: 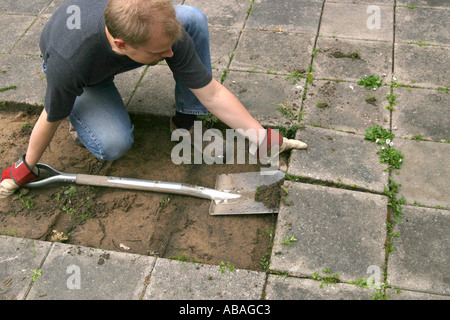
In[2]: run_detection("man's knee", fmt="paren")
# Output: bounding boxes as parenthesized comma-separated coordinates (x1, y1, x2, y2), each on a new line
(98, 133, 134, 161)
(176, 5, 208, 29)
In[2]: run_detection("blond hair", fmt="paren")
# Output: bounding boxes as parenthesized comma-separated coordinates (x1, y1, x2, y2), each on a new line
(104, 0, 183, 47)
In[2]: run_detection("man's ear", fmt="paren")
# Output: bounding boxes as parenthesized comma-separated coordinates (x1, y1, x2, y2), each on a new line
(113, 38, 127, 50)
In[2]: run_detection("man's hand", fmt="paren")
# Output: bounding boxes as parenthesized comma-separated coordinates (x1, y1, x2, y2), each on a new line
(0, 155, 39, 198)
(255, 128, 307, 170)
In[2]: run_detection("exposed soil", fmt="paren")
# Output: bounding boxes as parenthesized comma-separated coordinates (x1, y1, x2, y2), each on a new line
(255, 179, 286, 210)
(325, 49, 362, 61)
(0, 102, 279, 271)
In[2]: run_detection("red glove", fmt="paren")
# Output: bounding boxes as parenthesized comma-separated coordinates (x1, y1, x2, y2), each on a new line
(256, 128, 308, 159)
(1, 155, 39, 198)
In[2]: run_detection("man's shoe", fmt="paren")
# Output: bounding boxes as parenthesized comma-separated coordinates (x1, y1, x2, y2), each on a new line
(69, 122, 85, 147)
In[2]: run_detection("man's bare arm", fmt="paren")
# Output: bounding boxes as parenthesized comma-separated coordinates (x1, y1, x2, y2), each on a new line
(25, 108, 63, 168)
(190, 78, 264, 144)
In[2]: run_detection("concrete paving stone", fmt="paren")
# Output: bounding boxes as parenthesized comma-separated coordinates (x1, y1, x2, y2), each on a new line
(0, 15, 36, 54)
(320, 2, 393, 41)
(396, 0, 450, 8)
(26, 242, 156, 300)
(246, 0, 323, 34)
(209, 27, 241, 69)
(289, 127, 389, 193)
(184, 0, 250, 29)
(395, 6, 450, 46)
(144, 258, 266, 300)
(40, 0, 67, 17)
(313, 37, 393, 82)
(302, 80, 391, 135)
(231, 29, 314, 74)
(394, 43, 450, 88)
(387, 288, 450, 300)
(12, 17, 48, 56)
(265, 276, 375, 300)
(126, 64, 176, 117)
(0, 236, 52, 300)
(394, 139, 449, 209)
(0, 54, 46, 106)
(328, 0, 393, 4)
(388, 205, 450, 296)
(392, 87, 450, 142)
(224, 71, 305, 127)
(0, 0, 52, 15)
(113, 65, 147, 108)
(270, 181, 387, 283)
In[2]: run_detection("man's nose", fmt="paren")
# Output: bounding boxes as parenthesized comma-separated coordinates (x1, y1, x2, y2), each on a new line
(161, 48, 174, 58)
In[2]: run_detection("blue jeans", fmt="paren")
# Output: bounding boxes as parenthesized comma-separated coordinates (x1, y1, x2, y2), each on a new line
(64, 5, 212, 160)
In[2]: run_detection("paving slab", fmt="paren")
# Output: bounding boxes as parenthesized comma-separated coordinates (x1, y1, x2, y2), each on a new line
(144, 258, 266, 300)
(313, 37, 393, 82)
(26, 242, 156, 300)
(397, 0, 450, 9)
(392, 87, 450, 142)
(265, 276, 375, 300)
(0, 0, 52, 15)
(231, 29, 314, 74)
(0, 54, 46, 106)
(114, 65, 147, 108)
(320, 2, 393, 41)
(246, 0, 323, 34)
(329, 0, 393, 4)
(270, 181, 387, 283)
(289, 127, 389, 193)
(393, 139, 449, 209)
(394, 43, 450, 88)
(0, 14, 36, 54)
(209, 26, 241, 69)
(388, 205, 450, 296)
(126, 65, 176, 116)
(302, 80, 391, 135)
(0, 236, 52, 300)
(224, 71, 305, 127)
(184, 0, 250, 29)
(12, 17, 48, 56)
(386, 288, 450, 300)
(40, 0, 67, 17)
(395, 6, 450, 46)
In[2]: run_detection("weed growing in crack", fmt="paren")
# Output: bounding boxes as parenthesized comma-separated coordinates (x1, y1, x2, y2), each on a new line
(219, 261, 236, 273)
(312, 268, 340, 289)
(365, 125, 404, 171)
(358, 75, 383, 90)
(365, 124, 406, 299)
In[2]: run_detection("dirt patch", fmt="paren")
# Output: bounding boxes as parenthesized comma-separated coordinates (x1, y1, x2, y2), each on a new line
(0, 102, 278, 271)
(326, 49, 362, 61)
(255, 179, 286, 210)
